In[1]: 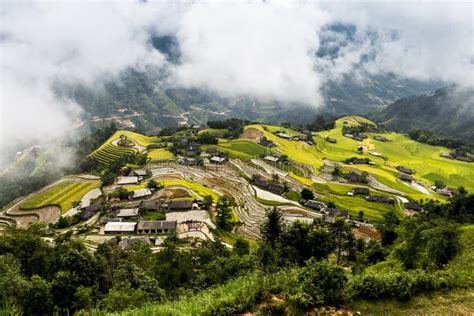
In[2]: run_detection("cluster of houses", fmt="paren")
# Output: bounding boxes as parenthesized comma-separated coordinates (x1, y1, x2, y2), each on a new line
(104, 220, 177, 235)
(431, 186, 458, 198)
(258, 137, 275, 148)
(274, 131, 314, 145)
(397, 166, 414, 183)
(346, 157, 376, 165)
(440, 152, 472, 163)
(299, 199, 349, 224)
(373, 135, 390, 142)
(344, 133, 368, 141)
(348, 187, 395, 204)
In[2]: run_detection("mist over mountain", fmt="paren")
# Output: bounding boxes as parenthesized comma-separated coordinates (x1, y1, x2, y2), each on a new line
(375, 86, 474, 142)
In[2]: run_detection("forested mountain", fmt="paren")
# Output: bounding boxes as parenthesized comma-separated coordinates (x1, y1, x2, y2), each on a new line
(375, 86, 474, 142)
(58, 68, 443, 133)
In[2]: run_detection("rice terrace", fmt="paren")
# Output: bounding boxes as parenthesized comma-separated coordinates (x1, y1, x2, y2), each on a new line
(1, 1, 473, 314)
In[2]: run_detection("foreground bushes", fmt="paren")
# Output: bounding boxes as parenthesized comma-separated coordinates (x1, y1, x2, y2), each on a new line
(348, 269, 453, 301)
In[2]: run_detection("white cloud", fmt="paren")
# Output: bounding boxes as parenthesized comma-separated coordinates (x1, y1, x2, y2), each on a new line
(1, 0, 472, 163)
(170, 2, 329, 105)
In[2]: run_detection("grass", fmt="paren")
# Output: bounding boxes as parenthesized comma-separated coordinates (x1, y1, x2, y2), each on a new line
(146, 148, 174, 160)
(110, 131, 161, 147)
(197, 128, 228, 136)
(20, 180, 100, 213)
(142, 210, 166, 221)
(203, 139, 273, 159)
(255, 196, 291, 207)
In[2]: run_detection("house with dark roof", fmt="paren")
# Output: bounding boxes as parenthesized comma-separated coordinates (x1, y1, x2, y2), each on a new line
(365, 196, 394, 204)
(140, 200, 163, 211)
(404, 202, 422, 212)
(300, 199, 326, 211)
(253, 178, 269, 188)
(353, 187, 370, 196)
(326, 137, 337, 144)
(168, 200, 193, 211)
(396, 166, 414, 175)
(78, 204, 101, 221)
(267, 183, 285, 195)
(136, 221, 177, 234)
(399, 174, 412, 182)
(374, 135, 389, 142)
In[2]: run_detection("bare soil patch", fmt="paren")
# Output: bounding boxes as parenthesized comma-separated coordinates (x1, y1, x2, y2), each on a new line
(239, 128, 263, 141)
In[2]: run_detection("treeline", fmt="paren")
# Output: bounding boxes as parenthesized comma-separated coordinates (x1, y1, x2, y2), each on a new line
(408, 129, 473, 153)
(0, 190, 472, 314)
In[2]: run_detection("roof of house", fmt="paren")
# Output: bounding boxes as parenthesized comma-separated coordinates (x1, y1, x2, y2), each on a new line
(302, 199, 325, 210)
(397, 166, 414, 174)
(365, 196, 394, 203)
(132, 188, 152, 198)
(276, 132, 292, 139)
(118, 237, 151, 249)
(81, 204, 101, 213)
(140, 200, 163, 210)
(263, 155, 279, 162)
(404, 202, 422, 211)
(353, 187, 370, 195)
(104, 222, 137, 232)
(210, 156, 226, 163)
(253, 178, 269, 188)
(399, 174, 412, 181)
(326, 137, 337, 143)
(117, 176, 139, 185)
(132, 169, 148, 176)
(117, 208, 139, 218)
(137, 220, 177, 231)
(168, 199, 193, 210)
(268, 183, 285, 194)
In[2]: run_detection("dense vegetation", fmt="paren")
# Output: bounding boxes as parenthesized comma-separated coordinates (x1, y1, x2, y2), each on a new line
(0, 189, 472, 314)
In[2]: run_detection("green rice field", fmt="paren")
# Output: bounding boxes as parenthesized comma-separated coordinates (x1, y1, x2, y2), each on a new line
(20, 180, 101, 212)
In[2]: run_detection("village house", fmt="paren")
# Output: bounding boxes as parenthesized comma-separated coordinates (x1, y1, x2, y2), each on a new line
(456, 156, 472, 163)
(353, 187, 370, 196)
(399, 174, 413, 182)
(118, 237, 151, 249)
(263, 155, 279, 163)
(267, 183, 286, 195)
(374, 135, 389, 142)
(275, 132, 292, 139)
(140, 200, 163, 211)
(210, 156, 226, 164)
(300, 199, 326, 211)
(404, 202, 422, 212)
(78, 204, 102, 221)
(116, 208, 139, 219)
(258, 137, 275, 148)
(168, 199, 193, 211)
(117, 176, 139, 185)
(104, 222, 137, 234)
(396, 166, 415, 174)
(136, 220, 177, 234)
(326, 137, 337, 144)
(253, 178, 269, 189)
(131, 188, 152, 199)
(131, 169, 149, 180)
(365, 196, 394, 204)
(370, 151, 383, 157)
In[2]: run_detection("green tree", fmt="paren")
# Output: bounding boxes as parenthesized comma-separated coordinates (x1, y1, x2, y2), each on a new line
(202, 195, 214, 210)
(330, 219, 354, 265)
(234, 238, 250, 256)
(300, 188, 314, 200)
(260, 207, 284, 249)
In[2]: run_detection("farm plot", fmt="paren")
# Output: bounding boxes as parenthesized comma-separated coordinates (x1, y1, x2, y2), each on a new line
(147, 148, 174, 160)
(203, 139, 272, 159)
(20, 180, 100, 213)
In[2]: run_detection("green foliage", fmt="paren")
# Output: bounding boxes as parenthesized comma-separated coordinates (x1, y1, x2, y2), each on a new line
(216, 196, 236, 231)
(300, 188, 314, 200)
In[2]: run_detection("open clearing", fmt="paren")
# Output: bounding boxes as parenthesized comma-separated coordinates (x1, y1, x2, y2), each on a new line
(20, 180, 101, 213)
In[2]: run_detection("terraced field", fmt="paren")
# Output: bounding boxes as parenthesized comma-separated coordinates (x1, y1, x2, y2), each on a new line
(20, 180, 101, 213)
(90, 142, 137, 166)
(90, 130, 163, 166)
(147, 148, 174, 160)
(203, 139, 273, 159)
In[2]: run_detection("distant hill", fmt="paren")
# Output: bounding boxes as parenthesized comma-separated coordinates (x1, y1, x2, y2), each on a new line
(375, 86, 474, 142)
(58, 69, 443, 132)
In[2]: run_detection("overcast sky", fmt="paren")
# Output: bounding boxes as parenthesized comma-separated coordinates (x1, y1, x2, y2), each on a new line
(0, 0, 473, 159)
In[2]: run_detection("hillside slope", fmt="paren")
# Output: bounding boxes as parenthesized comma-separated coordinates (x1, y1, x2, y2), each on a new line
(375, 86, 474, 142)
